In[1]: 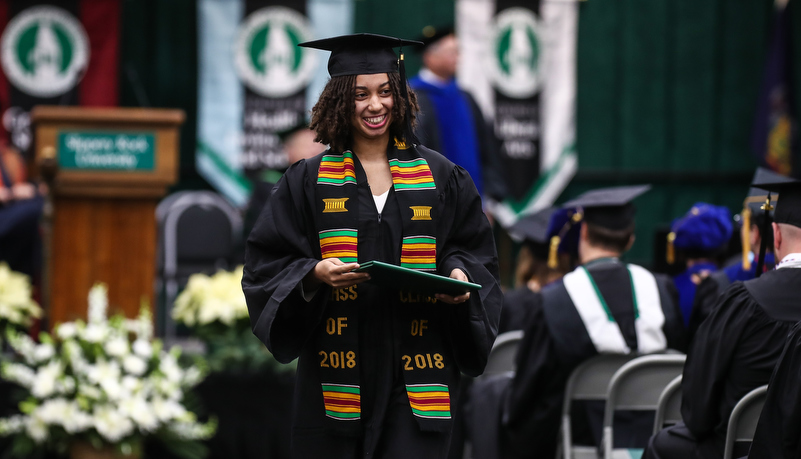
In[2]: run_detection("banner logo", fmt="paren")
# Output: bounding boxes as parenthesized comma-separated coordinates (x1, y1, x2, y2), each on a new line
(1, 6, 89, 98)
(489, 8, 542, 99)
(234, 6, 316, 98)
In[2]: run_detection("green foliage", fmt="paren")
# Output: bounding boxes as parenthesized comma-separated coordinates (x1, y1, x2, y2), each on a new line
(194, 321, 294, 374)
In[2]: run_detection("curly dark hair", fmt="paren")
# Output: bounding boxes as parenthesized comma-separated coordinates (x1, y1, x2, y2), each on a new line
(309, 72, 419, 152)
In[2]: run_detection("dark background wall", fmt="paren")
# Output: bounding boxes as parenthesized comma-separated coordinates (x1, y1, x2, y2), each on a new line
(118, 0, 800, 268)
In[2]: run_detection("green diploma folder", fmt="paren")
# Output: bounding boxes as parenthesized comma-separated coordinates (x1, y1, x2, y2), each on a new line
(353, 260, 482, 296)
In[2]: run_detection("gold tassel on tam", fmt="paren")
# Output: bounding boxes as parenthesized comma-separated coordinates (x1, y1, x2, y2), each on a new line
(741, 208, 752, 270)
(666, 232, 676, 265)
(548, 236, 561, 269)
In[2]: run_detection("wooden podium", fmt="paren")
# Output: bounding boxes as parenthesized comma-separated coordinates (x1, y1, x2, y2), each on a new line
(31, 106, 185, 326)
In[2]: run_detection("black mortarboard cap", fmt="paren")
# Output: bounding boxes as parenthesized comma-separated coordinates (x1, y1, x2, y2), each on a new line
(751, 172, 801, 228)
(561, 185, 651, 230)
(510, 207, 580, 265)
(299, 33, 422, 77)
(510, 207, 555, 245)
(418, 25, 455, 51)
(737, 168, 786, 270)
(744, 168, 784, 215)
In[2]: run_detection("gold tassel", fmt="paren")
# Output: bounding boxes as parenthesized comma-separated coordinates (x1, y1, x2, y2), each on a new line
(548, 236, 561, 269)
(742, 207, 752, 270)
(666, 232, 676, 265)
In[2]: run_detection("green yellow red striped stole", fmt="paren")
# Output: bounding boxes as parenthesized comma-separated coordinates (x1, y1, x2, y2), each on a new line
(401, 236, 437, 271)
(406, 384, 451, 419)
(391, 154, 437, 271)
(389, 157, 436, 191)
(322, 383, 361, 420)
(318, 151, 357, 186)
(319, 229, 358, 263)
(317, 151, 359, 265)
(313, 145, 447, 432)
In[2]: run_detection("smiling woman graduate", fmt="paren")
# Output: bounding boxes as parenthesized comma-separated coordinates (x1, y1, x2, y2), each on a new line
(242, 33, 502, 459)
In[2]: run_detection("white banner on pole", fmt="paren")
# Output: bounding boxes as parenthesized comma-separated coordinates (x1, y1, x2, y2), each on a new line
(457, 0, 578, 227)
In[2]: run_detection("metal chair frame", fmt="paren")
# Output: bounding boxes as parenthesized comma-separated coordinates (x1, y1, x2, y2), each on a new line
(156, 190, 243, 337)
(722, 385, 768, 459)
(560, 353, 640, 459)
(653, 374, 683, 435)
(601, 354, 686, 459)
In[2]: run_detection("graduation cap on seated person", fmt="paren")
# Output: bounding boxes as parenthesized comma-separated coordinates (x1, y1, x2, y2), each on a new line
(509, 207, 557, 251)
(561, 185, 652, 231)
(751, 171, 801, 276)
(737, 168, 783, 270)
(557, 184, 651, 260)
(299, 33, 423, 144)
(665, 203, 732, 265)
(510, 207, 581, 268)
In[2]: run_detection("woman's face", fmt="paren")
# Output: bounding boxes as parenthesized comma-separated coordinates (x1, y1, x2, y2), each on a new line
(351, 73, 394, 143)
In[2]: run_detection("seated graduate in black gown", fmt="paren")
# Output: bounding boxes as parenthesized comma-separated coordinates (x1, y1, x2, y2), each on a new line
(688, 168, 780, 341)
(748, 321, 801, 459)
(665, 202, 732, 328)
(471, 185, 686, 459)
(499, 207, 578, 334)
(242, 33, 502, 459)
(645, 174, 801, 459)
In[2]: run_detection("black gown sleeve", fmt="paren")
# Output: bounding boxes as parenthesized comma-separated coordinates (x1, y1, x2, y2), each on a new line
(242, 160, 328, 363)
(438, 165, 503, 377)
(499, 299, 566, 458)
(748, 321, 801, 459)
(680, 283, 756, 438)
(658, 275, 688, 353)
(498, 287, 540, 334)
(687, 274, 725, 343)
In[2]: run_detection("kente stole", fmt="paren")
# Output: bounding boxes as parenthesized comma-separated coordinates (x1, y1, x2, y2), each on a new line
(314, 143, 453, 434)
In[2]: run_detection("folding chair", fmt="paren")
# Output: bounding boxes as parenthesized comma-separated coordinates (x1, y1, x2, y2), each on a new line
(156, 190, 243, 337)
(653, 375, 682, 434)
(602, 354, 686, 459)
(560, 353, 639, 459)
(723, 385, 768, 459)
(482, 330, 524, 377)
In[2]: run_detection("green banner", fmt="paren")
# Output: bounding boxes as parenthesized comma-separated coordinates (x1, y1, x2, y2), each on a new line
(58, 132, 155, 171)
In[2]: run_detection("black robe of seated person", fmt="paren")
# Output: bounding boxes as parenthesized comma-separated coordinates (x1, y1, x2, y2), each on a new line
(646, 268, 801, 459)
(748, 320, 801, 459)
(498, 259, 686, 459)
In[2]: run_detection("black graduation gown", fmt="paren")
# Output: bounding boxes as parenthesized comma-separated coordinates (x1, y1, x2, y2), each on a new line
(646, 268, 801, 459)
(498, 286, 541, 334)
(687, 271, 729, 343)
(497, 259, 686, 459)
(748, 321, 801, 459)
(242, 147, 502, 459)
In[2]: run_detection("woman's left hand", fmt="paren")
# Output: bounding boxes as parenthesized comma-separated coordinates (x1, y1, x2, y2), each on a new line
(436, 269, 471, 304)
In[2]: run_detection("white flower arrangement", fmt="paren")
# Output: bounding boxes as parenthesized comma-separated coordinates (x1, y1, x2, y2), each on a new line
(0, 284, 216, 458)
(171, 266, 290, 373)
(172, 266, 248, 328)
(0, 262, 42, 329)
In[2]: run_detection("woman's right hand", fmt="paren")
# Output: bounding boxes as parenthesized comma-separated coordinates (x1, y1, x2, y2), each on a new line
(309, 258, 371, 289)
